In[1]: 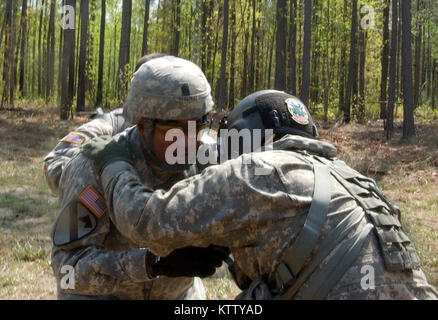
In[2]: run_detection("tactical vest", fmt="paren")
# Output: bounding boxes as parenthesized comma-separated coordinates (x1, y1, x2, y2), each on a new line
(270, 151, 420, 300)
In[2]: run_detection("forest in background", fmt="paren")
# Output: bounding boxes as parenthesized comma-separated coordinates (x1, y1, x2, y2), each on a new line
(0, 0, 438, 139)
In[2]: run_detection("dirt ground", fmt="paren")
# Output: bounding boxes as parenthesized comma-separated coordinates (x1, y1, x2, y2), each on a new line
(0, 105, 436, 299)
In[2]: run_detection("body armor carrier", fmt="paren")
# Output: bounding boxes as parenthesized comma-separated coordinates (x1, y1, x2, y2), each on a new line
(263, 152, 420, 300)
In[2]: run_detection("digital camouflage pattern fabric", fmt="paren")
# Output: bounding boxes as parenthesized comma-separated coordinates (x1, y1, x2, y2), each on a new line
(123, 56, 214, 123)
(98, 134, 438, 300)
(51, 127, 205, 300)
(44, 108, 129, 195)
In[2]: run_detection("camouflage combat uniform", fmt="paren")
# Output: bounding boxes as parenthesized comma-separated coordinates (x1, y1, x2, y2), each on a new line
(51, 127, 205, 299)
(44, 108, 130, 196)
(49, 56, 215, 300)
(97, 134, 438, 300)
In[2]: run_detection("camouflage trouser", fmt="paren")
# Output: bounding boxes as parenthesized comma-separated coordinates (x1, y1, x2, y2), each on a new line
(57, 277, 206, 300)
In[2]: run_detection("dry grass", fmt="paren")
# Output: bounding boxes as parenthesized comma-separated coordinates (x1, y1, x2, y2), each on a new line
(0, 105, 436, 299)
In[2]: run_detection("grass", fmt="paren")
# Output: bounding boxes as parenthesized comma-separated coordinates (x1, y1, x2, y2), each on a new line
(0, 104, 437, 299)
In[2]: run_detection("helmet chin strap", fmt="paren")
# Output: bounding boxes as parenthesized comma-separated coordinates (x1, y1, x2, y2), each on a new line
(139, 119, 193, 172)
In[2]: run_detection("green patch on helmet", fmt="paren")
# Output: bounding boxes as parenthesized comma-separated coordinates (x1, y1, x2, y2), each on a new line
(285, 98, 309, 125)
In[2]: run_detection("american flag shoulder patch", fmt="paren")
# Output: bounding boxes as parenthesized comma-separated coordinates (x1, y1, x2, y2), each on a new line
(62, 131, 87, 145)
(78, 186, 108, 218)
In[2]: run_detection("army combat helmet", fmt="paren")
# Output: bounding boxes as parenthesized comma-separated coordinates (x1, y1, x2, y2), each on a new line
(123, 56, 214, 170)
(227, 90, 318, 143)
(123, 55, 214, 123)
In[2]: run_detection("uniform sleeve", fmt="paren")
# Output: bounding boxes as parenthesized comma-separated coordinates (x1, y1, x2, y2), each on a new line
(100, 154, 289, 257)
(52, 155, 152, 296)
(51, 245, 152, 296)
(44, 114, 117, 196)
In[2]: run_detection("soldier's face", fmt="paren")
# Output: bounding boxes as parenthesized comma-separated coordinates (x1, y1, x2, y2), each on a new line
(138, 119, 204, 164)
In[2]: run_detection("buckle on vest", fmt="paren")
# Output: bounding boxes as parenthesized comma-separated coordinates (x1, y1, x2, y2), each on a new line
(273, 262, 296, 295)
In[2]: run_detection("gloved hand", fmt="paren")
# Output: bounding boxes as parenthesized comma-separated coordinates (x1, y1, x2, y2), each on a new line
(80, 135, 132, 174)
(146, 245, 231, 278)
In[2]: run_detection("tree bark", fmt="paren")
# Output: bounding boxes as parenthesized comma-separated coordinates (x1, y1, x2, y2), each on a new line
(1, 0, 15, 108)
(46, 0, 56, 101)
(142, 0, 150, 56)
(274, 0, 287, 91)
(217, 0, 229, 111)
(96, 0, 105, 107)
(289, 0, 297, 95)
(358, 27, 367, 123)
(118, 0, 132, 104)
(77, 0, 89, 111)
(249, 0, 256, 93)
(37, 0, 45, 97)
(18, 0, 28, 97)
(301, 0, 312, 106)
(60, 0, 76, 120)
(172, 0, 181, 56)
(344, 0, 358, 124)
(323, 0, 331, 123)
(401, 0, 415, 138)
(228, 0, 236, 110)
(380, 0, 390, 119)
(413, 0, 422, 109)
(386, 0, 398, 139)
(338, 0, 348, 112)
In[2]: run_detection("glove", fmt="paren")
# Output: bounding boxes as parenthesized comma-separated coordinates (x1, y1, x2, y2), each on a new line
(80, 135, 132, 174)
(146, 245, 231, 278)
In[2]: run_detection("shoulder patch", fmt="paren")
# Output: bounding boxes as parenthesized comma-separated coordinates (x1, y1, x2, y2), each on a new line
(62, 131, 87, 145)
(285, 98, 309, 125)
(78, 186, 108, 219)
(52, 200, 97, 246)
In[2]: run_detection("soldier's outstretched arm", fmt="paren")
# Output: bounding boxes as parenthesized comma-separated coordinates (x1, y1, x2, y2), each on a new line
(44, 109, 126, 195)
(97, 152, 280, 258)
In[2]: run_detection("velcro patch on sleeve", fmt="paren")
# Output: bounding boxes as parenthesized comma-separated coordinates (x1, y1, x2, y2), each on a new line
(62, 131, 87, 145)
(78, 186, 108, 218)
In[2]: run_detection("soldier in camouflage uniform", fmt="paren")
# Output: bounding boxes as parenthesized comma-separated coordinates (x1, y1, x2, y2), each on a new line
(82, 90, 438, 300)
(50, 56, 226, 299)
(43, 53, 168, 196)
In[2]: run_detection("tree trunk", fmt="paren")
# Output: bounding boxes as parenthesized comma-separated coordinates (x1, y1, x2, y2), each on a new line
(172, 0, 181, 56)
(217, 0, 229, 111)
(96, 0, 105, 107)
(401, 0, 415, 138)
(142, 0, 150, 56)
(358, 28, 367, 122)
(267, 25, 275, 89)
(274, 0, 287, 91)
(413, 0, 422, 109)
(228, 0, 236, 110)
(380, 0, 390, 119)
(18, 0, 28, 97)
(289, 0, 297, 95)
(58, 0, 65, 100)
(386, 0, 398, 139)
(323, 0, 331, 123)
(1, 0, 15, 108)
(77, 0, 89, 111)
(338, 0, 348, 112)
(301, 0, 312, 106)
(37, 0, 45, 98)
(118, 0, 132, 104)
(249, 0, 256, 93)
(432, 60, 436, 110)
(60, 0, 76, 120)
(344, 0, 358, 124)
(46, 0, 56, 101)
